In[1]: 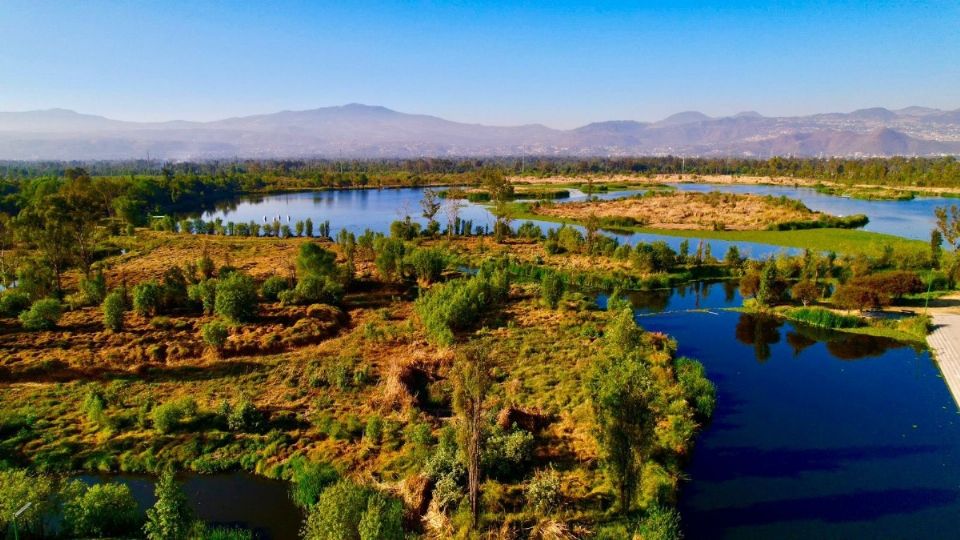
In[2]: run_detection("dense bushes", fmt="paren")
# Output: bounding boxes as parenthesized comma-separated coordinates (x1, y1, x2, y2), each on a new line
(301, 480, 403, 540)
(414, 270, 509, 345)
(261, 276, 291, 302)
(289, 457, 340, 510)
(102, 290, 126, 331)
(19, 298, 62, 330)
(151, 397, 198, 433)
(769, 213, 869, 231)
(202, 320, 230, 351)
(0, 290, 31, 317)
(540, 272, 565, 309)
(62, 481, 141, 538)
(133, 281, 163, 317)
(406, 247, 447, 285)
(674, 357, 716, 419)
(214, 272, 259, 322)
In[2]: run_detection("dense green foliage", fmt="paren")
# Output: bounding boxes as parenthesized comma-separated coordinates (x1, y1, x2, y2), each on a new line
(102, 289, 126, 331)
(414, 270, 510, 345)
(18, 297, 62, 330)
(62, 481, 141, 538)
(144, 471, 193, 540)
(301, 480, 403, 540)
(214, 272, 259, 322)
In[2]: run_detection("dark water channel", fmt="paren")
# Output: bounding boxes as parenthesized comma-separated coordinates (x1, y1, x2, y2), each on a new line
(603, 282, 960, 539)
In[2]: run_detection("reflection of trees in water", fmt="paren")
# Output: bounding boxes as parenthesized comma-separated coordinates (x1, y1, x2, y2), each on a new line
(788, 323, 906, 360)
(735, 313, 783, 362)
(785, 331, 817, 356)
(626, 290, 671, 313)
(723, 280, 738, 303)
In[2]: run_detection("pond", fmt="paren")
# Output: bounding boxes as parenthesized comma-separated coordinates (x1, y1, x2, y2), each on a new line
(600, 283, 960, 539)
(76, 471, 302, 539)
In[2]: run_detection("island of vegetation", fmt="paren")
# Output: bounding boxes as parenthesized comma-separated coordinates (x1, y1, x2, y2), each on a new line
(526, 191, 868, 232)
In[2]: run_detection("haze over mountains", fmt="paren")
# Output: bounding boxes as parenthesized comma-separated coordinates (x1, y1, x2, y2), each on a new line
(1, 104, 959, 161)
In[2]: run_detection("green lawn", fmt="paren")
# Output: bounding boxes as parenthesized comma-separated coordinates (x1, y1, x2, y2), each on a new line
(510, 206, 927, 258)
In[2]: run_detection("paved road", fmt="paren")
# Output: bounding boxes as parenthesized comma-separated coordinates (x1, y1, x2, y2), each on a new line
(929, 313, 960, 409)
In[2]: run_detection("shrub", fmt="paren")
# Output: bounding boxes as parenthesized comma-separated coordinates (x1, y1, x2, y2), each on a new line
(374, 237, 406, 281)
(414, 270, 510, 346)
(151, 397, 197, 433)
(214, 272, 259, 322)
(261, 276, 291, 302)
(364, 415, 384, 445)
(227, 398, 263, 432)
(284, 274, 343, 306)
(483, 425, 535, 480)
(406, 248, 447, 285)
(144, 471, 193, 540)
(0, 291, 31, 317)
(674, 357, 716, 419)
(289, 457, 340, 510)
(79, 272, 108, 304)
(297, 242, 338, 277)
(133, 281, 163, 317)
(19, 298, 62, 330)
(188, 279, 218, 315)
(302, 480, 403, 540)
(526, 467, 562, 514)
(357, 492, 404, 540)
(637, 505, 683, 540)
(202, 320, 230, 351)
(791, 280, 821, 306)
(63, 481, 140, 538)
(540, 272, 565, 309)
(833, 284, 887, 312)
(102, 290, 126, 331)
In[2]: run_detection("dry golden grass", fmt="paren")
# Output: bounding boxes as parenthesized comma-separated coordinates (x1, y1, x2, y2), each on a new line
(533, 191, 820, 230)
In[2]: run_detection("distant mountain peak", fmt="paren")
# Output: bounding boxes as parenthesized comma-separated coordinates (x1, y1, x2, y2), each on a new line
(655, 111, 712, 126)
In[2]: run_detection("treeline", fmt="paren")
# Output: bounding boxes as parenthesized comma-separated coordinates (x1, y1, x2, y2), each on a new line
(3, 155, 960, 190)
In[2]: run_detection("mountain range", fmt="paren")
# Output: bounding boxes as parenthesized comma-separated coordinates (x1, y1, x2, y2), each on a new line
(1, 104, 959, 160)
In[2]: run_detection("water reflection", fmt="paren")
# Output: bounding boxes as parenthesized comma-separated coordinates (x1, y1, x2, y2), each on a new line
(734, 313, 783, 363)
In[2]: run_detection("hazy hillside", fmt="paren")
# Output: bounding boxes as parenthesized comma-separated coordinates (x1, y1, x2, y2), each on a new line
(0, 103, 958, 160)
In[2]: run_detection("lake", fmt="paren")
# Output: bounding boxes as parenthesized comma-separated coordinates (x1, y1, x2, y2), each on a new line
(602, 283, 960, 539)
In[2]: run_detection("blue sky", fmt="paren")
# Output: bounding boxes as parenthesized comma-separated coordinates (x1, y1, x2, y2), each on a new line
(1, 1, 957, 128)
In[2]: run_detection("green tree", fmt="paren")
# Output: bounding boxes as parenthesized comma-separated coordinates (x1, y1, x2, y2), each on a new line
(103, 290, 126, 331)
(63, 481, 141, 538)
(133, 281, 163, 317)
(0, 469, 56, 537)
(420, 188, 442, 230)
(452, 343, 493, 528)
(589, 310, 655, 513)
(540, 272, 565, 309)
(144, 471, 193, 540)
(214, 272, 258, 323)
(289, 457, 340, 510)
(19, 298, 62, 330)
(935, 205, 960, 250)
(931, 228, 944, 269)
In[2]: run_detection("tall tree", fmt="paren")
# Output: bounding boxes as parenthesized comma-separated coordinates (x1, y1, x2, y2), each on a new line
(589, 309, 654, 513)
(935, 205, 959, 250)
(420, 188, 442, 229)
(452, 343, 493, 529)
(144, 471, 193, 540)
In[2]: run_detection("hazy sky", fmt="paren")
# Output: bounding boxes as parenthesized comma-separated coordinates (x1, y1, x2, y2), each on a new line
(1, 0, 958, 128)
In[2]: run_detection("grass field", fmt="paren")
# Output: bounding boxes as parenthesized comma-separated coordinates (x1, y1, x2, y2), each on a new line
(511, 205, 928, 258)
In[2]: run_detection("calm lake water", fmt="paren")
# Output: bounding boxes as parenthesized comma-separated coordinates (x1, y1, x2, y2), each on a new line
(200, 183, 948, 260)
(601, 283, 960, 539)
